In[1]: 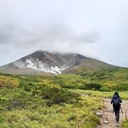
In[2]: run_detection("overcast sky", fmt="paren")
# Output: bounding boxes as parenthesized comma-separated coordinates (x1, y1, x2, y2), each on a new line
(0, 0, 128, 67)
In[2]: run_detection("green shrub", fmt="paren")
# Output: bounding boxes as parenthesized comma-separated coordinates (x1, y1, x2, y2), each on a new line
(122, 120, 128, 128)
(99, 86, 110, 92)
(0, 75, 19, 88)
(79, 83, 101, 90)
(41, 87, 80, 106)
(116, 83, 128, 90)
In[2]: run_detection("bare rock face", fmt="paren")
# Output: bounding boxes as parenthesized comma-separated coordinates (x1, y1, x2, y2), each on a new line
(0, 50, 112, 75)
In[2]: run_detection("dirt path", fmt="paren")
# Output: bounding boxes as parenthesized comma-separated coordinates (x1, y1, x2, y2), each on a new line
(97, 99, 128, 128)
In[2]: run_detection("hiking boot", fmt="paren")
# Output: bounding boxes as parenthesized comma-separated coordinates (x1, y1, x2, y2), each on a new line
(116, 121, 119, 123)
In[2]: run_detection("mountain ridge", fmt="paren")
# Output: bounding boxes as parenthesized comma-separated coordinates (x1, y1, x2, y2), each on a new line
(0, 50, 114, 75)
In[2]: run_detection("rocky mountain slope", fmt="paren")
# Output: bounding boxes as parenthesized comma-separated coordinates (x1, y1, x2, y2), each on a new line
(0, 50, 113, 75)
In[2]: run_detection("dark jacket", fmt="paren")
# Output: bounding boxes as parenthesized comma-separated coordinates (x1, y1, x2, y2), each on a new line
(111, 95, 122, 105)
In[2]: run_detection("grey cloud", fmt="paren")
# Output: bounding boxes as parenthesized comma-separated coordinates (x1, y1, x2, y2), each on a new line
(26, 24, 99, 46)
(73, 31, 99, 43)
(0, 23, 98, 48)
(0, 0, 128, 67)
(0, 23, 99, 65)
(0, 25, 15, 43)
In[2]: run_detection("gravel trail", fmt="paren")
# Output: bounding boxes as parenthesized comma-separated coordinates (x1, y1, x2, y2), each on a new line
(97, 99, 128, 128)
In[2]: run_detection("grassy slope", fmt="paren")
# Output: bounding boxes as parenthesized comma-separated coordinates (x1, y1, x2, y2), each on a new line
(0, 74, 101, 128)
(78, 67, 128, 90)
(0, 66, 128, 127)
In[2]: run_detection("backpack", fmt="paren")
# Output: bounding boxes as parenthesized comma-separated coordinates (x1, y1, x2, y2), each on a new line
(113, 97, 120, 106)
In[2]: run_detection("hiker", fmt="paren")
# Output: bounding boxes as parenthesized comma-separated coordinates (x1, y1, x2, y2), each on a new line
(111, 92, 122, 123)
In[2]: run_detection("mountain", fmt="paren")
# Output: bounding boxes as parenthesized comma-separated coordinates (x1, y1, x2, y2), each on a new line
(0, 50, 114, 75)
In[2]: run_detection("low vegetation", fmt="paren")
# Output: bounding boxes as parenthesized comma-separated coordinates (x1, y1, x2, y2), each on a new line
(0, 75, 19, 88)
(0, 74, 102, 128)
(0, 66, 128, 127)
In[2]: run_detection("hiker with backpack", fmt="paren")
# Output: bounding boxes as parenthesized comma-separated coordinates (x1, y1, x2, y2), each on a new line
(111, 92, 122, 123)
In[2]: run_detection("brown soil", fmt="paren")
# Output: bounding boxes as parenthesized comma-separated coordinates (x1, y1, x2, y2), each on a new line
(97, 99, 128, 128)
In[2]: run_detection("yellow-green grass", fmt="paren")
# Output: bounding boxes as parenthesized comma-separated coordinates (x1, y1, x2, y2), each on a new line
(72, 89, 128, 100)
(0, 97, 101, 128)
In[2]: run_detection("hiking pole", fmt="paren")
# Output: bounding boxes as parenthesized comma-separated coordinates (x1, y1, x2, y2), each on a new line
(120, 106, 123, 114)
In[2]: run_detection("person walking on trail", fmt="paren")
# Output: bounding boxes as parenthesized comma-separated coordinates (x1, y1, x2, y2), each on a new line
(111, 92, 122, 123)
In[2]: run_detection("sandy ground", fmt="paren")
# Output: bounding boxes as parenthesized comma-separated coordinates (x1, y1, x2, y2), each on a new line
(97, 99, 128, 128)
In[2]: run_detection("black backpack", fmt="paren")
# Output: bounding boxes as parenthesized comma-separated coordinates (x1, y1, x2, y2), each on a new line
(113, 97, 120, 106)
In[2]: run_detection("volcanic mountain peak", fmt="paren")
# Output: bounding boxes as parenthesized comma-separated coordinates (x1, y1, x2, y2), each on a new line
(0, 50, 113, 75)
